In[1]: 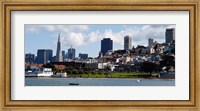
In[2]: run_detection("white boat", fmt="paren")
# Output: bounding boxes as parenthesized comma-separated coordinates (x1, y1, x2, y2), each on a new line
(136, 79, 141, 82)
(25, 68, 53, 77)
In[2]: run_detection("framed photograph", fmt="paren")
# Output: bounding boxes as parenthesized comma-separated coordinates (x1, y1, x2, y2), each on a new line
(0, 0, 199, 110)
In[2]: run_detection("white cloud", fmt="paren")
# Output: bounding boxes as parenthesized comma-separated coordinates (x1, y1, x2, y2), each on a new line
(61, 32, 85, 47)
(44, 25, 56, 32)
(26, 24, 175, 49)
(25, 25, 89, 33)
(25, 25, 40, 33)
(87, 31, 101, 42)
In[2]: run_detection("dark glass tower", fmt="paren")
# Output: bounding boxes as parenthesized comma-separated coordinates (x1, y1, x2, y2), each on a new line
(68, 46, 76, 60)
(101, 38, 113, 55)
(46, 49, 53, 63)
(124, 35, 132, 50)
(165, 28, 175, 43)
(36, 49, 46, 64)
(25, 53, 35, 64)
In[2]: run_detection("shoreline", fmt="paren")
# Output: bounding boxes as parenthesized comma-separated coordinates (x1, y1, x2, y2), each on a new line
(25, 76, 175, 80)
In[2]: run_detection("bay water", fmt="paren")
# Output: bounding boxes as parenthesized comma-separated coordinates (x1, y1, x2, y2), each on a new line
(25, 77, 175, 86)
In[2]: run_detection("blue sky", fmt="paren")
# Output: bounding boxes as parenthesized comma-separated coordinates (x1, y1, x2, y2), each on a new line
(25, 24, 175, 57)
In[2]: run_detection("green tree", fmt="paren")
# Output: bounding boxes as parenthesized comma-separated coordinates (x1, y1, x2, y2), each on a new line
(160, 54, 175, 71)
(171, 48, 175, 54)
(141, 62, 157, 76)
(78, 70, 84, 74)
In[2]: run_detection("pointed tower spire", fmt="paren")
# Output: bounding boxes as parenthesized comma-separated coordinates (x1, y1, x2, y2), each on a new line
(56, 33, 63, 62)
(58, 33, 60, 42)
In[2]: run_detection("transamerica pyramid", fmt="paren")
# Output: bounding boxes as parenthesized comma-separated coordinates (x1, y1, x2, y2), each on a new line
(55, 33, 63, 62)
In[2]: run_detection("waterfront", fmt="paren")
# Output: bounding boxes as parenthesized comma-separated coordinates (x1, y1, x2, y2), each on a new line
(25, 25, 176, 87)
(25, 77, 175, 86)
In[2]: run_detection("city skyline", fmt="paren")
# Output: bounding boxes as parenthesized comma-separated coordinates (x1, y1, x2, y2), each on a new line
(25, 24, 175, 57)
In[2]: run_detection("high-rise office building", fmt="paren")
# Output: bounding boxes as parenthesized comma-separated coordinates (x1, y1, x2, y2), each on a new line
(101, 38, 113, 55)
(148, 38, 154, 47)
(25, 53, 35, 64)
(36, 49, 46, 64)
(46, 49, 53, 63)
(68, 46, 76, 60)
(62, 51, 65, 61)
(51, 56, 56, 62)
(65, 52, 68, 59)
(55, 34, 63, 62)
(79, 53, 88, 60)
(165, 28, 175, 43)
(124, 35, 132, 50)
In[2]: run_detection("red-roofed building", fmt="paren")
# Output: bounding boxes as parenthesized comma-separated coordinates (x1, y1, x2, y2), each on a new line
(25, 63, 43, 68)
(54, 65, 66, 70)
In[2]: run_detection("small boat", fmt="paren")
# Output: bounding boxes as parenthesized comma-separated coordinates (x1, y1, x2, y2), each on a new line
(136, 79, 141, 82)
(69, 83, 79, 85)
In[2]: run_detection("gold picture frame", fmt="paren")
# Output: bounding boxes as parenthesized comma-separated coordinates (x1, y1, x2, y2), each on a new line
(0, 0, 199, 111)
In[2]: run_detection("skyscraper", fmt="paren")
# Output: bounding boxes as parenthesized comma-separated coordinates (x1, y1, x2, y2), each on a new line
(148, 38, 154, 47)
(79, 53, 88, 60)
(124, 35, 132, 50)
(25, 53, 35, 64)
(101, 38, 113, 55)
(62, 51, 65, 61)
(68, 46, 76, 60)
(55, 34, 63, 62)
(165, 28, 175, 43)
(46, 49, 53, 63)
(36, 49, 46, 64)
